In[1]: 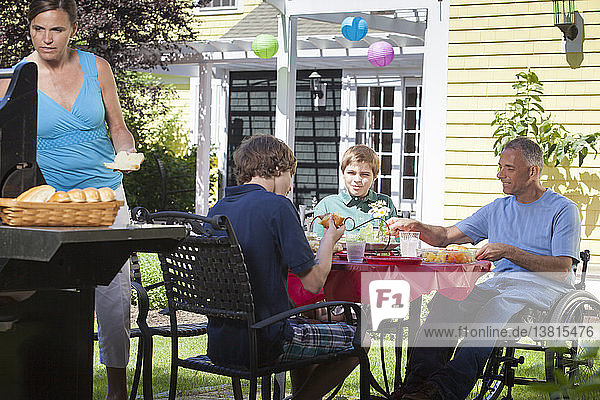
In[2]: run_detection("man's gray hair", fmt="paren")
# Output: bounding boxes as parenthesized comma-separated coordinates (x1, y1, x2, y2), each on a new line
(503, 137, 543, 174)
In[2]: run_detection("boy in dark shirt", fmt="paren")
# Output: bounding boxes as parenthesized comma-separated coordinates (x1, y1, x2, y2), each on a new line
(207, 134, 361, 399)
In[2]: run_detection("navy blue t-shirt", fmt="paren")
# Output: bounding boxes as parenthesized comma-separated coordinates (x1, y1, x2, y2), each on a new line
(206, 184, 316, 366)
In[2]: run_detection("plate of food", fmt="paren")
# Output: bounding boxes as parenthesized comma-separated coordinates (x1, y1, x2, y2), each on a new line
(418, 245, 477, 264)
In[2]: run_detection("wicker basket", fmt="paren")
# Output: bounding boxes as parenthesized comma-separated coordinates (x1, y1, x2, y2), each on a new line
(0, 198, 125, 227)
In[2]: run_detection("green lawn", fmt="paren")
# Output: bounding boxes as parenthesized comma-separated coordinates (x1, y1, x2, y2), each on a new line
(92, 333, 568, 399)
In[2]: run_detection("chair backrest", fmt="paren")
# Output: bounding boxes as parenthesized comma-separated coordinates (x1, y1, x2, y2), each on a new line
(147, 211, 256, 323)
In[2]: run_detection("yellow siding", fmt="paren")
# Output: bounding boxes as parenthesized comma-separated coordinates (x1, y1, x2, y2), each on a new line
(191, 0, 263, 40)
(448, 0, 600, 265)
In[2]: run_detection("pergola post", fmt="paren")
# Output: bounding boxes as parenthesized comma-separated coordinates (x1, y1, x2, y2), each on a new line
(275, 13, 298, 148)
(195, 61, 212, 215)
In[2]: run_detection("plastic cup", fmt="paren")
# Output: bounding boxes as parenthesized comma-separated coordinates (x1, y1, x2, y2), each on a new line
(346, 240, 366, 263)
(400, 231, 420, 257)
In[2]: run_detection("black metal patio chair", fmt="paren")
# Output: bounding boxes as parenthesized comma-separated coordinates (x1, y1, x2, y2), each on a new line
(94, 253, 207, 400)
(134, 209, 371, 400)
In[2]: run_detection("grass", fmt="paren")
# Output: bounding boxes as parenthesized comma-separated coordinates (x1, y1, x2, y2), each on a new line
(92, 330, 585, 399)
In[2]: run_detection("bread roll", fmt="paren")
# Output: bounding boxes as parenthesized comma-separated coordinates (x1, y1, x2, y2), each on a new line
(48, 191, 71, 203)
(83, 187, 101, 202)
(319, 212, 345, 229)
(98, 187, 116, 202)
(67, 188, 86, 203)
(16, 185, 56, 202)
(104, 151, 145, 171)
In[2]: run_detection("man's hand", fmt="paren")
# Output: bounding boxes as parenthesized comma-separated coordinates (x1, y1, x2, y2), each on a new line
(386, 217, 416, 237)
(477, 243, 572, 277)
(476, 243, 513, 261)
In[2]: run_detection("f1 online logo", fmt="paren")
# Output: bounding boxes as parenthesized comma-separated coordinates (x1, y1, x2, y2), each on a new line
(369, 280, 410, 331)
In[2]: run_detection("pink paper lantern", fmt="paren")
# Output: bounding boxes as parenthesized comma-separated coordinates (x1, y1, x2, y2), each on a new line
(368, 41, 394, 67)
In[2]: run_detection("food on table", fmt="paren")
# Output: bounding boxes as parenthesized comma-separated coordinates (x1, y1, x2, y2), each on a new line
(104, 151, 145, 171)
(318, 212, 345, 229)
(419, 245, 477, 264)
(83, 187, 101, 202)
(305, 231, 343, 254)
(98, 187, 116, 202)
(67, 188, 86, 203)
(15, 184, 56, 202)
(48, 191, 71, 203)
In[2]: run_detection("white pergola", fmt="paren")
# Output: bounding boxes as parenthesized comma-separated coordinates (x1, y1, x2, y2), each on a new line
(193, 0, 449, 224)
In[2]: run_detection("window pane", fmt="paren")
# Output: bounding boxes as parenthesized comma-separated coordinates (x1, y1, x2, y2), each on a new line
(404, 132, 416, 153)
(403, 178, 415, 199)
(357, 87, 368, 107)
(357, 110, 367, 130)
(370, 87, 381, 107)
(381, 155, 392, 175)
(355, 131, 366, 144)
(382, 110, 393, 130)
(370, 132, 380, 151)
(383, 87, 394, 107)
(406, 87, 417, 107)
(403, 156, 416, 176)
(381, 178, 391, 196)
(371, 111, 380, 130)
(382, 133, 393, 152)
(405, 110, 416, 130)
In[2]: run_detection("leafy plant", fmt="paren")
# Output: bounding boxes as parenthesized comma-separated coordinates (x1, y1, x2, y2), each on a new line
(491, 70, 600, 167)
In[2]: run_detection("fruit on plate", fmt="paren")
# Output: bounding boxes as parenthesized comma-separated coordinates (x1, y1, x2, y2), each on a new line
(319, 212, 345, 229)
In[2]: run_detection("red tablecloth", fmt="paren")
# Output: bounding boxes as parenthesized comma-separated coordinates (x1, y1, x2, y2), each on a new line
(323, 256, 491, 303)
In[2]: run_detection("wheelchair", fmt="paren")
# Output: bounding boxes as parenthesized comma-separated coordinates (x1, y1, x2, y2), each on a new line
(476, 250, 600, 400)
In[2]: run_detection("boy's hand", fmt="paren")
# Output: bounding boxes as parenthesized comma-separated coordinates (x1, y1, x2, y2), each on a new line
(322, 217, 345, 242)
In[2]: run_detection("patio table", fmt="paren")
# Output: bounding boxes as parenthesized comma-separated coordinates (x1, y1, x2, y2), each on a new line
(323, 254, 491, 395)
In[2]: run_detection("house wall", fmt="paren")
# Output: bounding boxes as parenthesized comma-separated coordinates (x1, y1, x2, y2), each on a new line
(447, 0, 600, 265)
(191, 0, 263, 40)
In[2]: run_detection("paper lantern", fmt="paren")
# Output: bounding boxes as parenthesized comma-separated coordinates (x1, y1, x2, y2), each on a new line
(341, 16, 368, 41)
(368, 41, 394, 67)
(252, 34, 279, 59)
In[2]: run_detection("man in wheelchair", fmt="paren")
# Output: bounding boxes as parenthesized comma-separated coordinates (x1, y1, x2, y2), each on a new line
(386, 137, 581, 400)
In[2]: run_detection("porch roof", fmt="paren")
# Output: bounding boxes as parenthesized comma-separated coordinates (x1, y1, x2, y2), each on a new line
(170, 3, 426, 69)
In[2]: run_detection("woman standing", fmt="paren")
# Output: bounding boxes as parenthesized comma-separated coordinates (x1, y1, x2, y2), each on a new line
(7, 1, 139, 399)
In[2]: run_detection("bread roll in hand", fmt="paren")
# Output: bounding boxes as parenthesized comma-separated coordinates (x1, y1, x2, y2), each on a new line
(48, 191, 71, 203)
(83, 187, 101, 202)
(98, 187, 116, 202)
(104, 151, 145, 171)
(67, 189, 86, 203)
(16, 185, 56, 202)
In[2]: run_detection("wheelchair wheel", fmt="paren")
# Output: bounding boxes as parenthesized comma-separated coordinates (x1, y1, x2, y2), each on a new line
(476, 347, 506, 400)
(544, 291, 600, 400)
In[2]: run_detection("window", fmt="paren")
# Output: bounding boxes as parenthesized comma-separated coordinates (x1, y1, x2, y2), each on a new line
(204, 0, 236, 7)
(401, 85, 422, 203)
(352, 80, 422, 213)
(355, 86, 395, 197)
(194, 0, 242, 14)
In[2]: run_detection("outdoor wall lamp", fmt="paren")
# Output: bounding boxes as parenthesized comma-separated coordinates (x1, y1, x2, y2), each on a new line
(553, 0, 578, 40)
(309, 71, 327, 109)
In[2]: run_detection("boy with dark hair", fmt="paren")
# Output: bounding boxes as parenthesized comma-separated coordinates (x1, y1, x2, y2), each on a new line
(207, 134, 361, 399)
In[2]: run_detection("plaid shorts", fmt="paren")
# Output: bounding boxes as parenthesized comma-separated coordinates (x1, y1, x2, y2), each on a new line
(280, 320, 356, 362)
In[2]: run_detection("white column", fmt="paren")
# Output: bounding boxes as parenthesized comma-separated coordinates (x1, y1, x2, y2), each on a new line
(275, 13, 297, 147)
(416, 0, 449, 225)
(195, 61, 212, 215)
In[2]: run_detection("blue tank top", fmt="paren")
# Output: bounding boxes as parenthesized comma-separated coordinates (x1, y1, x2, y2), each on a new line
(30, 50, 122, 191)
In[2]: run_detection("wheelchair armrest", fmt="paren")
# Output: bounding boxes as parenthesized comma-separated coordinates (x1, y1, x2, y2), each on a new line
(251, 301, 363, 330)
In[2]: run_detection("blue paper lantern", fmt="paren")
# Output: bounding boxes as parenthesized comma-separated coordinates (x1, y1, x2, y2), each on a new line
(252, 34, 279, 59)
(341, 16, 368, 41)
